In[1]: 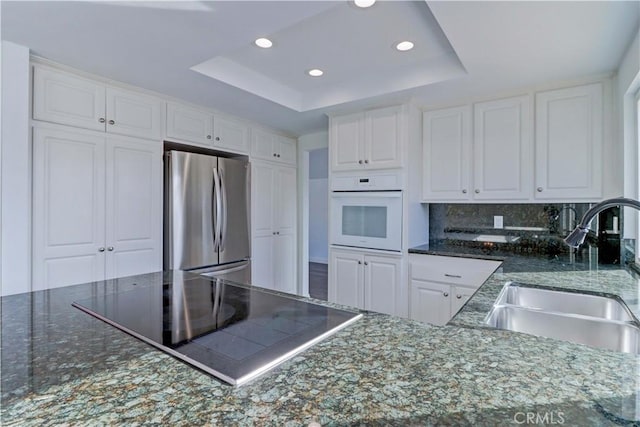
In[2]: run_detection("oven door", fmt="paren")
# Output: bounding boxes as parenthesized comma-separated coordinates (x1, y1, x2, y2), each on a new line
(330, 191, 402, 251)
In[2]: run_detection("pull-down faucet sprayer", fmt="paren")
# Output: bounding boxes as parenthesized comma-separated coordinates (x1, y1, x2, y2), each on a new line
(564, 197, 640, 248)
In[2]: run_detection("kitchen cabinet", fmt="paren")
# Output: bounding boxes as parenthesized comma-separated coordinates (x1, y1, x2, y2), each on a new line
(409, 254, 501, 326)
(330, 105, 403, 172)
(535, 83, 603, 200)
(251, 161, 297, 294)
(329, 248, 404, 317)
(166, 102, 250, 153)
(250, 128, 296, 165)
(33, 64, 163, 140)
(32, 124, 162, 290)
(422, 95, 531, 201)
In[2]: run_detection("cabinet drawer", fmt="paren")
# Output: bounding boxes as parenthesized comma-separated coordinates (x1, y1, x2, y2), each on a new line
(410, 255, 500, 288)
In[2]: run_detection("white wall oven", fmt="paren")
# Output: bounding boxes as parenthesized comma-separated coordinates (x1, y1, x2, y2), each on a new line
(330, 191, 402, 252)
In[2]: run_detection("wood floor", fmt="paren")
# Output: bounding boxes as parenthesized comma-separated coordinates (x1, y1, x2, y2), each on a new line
(309, 262, 328, 301)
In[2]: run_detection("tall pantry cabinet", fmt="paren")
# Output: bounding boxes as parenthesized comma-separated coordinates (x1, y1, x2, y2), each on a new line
(31, 64, 163, 289)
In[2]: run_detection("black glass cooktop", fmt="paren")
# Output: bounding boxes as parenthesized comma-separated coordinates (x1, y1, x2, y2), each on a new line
(72, 276, 361, 385)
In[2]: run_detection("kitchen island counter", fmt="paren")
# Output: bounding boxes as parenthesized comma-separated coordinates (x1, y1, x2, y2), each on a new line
(2, 268, 640, 426)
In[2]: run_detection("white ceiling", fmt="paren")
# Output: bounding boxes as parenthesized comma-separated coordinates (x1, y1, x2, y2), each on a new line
(2, 1, 639, 137)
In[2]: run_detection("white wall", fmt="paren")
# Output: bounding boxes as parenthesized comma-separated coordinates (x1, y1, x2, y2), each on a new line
(297, 130, 328, 296)
(617, 29, 640, 243)
(308, 147, 328, 264)
(1, 41, 31, 296)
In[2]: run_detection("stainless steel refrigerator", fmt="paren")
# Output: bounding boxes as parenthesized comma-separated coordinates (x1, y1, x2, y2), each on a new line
(164, 150, 250, 284)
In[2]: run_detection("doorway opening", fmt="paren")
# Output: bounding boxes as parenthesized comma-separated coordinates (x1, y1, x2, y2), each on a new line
(308, 147, 328, 300)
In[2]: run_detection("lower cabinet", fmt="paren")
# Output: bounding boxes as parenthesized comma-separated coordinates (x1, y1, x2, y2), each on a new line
(328, 247, 405, 317)
(409, 254, 501, 326)
(32, 124, 162, 290)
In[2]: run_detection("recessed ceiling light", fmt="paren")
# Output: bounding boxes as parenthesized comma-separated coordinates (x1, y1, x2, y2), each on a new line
(396, 41, 414, 52)
(354, 0, 376, 8)
(308, 69, 324, 77)
(255, 38, 273, 49)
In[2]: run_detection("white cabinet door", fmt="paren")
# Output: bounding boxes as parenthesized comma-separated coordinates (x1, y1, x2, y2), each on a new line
(252, 235, 274, 289)
(363, 255, 402, 316)
(33, 65, 106, 132)
(251, 128, 278, 161)
(274, 166, 297, 235)
(166, 102, 213, 146)
(251, 162, 275, 237)
(473, 95, 531, 200)
(32, 126, 106, 290)
(213, 115, 250, 153)
(535, 83, 603, 200)
(329, 249, 363, 308)
(106, 87, 163, 140)
(410, 280, 450, 326)
(277, 136, 297, 166)
(105, 135, 162, 279)
(274, 233, 296, 294)
(422, 106, 471, 201)
(364, 106, 402, 170)
(330, 112, 364, 172)
(451, 285, 475, 317)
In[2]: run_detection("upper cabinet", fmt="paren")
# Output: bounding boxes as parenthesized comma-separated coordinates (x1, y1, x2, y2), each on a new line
(422, 96, 531, 201)
(422, 81, 607, 203)
(33, 65, 163, 140)
(166, 102, 250, 154)
(250, 128, 297, 166)
(535, 83, 603, 200)
(330, 105, 403, 172)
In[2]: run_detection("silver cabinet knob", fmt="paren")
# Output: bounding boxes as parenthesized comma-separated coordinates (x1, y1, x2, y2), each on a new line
(456, 294, 462, 299)
(98, 247, 105, 252)
(358, 160, 363, 164)
(107, 246, 114, 251)
(108, 120, 115, 125)
(98, 118, 106, 123)
(443, 292, 449, 297)
(462, 189, 467, 194)
(474, 189, 480, 194)
(206, 135, 212, 140)
(537, 187, 543, 192)
(364, 261, 368, 266)
(273, 153, 277, 157)
(272, 232, 276, 235)
(358, 260, 362, 265)
(364, 160, 369, 164)
(215, 136, 220, 141)
(277, 154, 281, 158)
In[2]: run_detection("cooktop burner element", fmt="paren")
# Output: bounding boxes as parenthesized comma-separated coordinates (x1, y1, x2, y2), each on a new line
(72, 276, 361, 385)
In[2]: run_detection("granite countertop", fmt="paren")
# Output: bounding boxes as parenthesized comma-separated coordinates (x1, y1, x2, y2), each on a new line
(3, 263, 640, 425)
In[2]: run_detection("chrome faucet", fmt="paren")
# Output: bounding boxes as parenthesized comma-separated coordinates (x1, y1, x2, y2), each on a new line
(564, 197, 640, 248)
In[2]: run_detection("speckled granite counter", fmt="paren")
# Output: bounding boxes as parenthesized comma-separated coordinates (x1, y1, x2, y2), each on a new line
(3, 265, 640, 425)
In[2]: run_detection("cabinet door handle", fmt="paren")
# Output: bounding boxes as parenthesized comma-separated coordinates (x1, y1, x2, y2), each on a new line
(358, 160, 363, 164)
(364, 160, 369, 164)
(537, 187, 543, 192)
(358, 260, 362, 264)
(277, 154, 281, 158)
(206, 135, 212, 140)
(98, 118, 106, 123)
(108, 120, 115, 125)
(474, 189, 480, 194)
(215, 136, 220, 141)
(107, 247, 114, 251)
(456, 294, 462, 299)
(444, 273, 462, 278)
(443, 292, 449, 297)
(98, 247, 105, 252)
(462, 189, 467, 194)
(364, 261, 368, 266)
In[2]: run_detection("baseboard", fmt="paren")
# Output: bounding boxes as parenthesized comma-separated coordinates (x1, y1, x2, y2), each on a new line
(309, 257, 328, 264)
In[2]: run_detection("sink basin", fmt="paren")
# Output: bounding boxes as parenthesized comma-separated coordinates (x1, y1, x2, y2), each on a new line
(494, 282, 635, 322)
(485, 305, 640, 354)
(485, 282, 640, 354)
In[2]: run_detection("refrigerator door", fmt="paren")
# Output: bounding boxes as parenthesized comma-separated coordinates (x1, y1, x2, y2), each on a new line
(166, 151, 219, 270)
(217, 157, 250, 265)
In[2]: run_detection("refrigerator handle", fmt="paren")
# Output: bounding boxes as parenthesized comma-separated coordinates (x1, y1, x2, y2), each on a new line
(219, 168, 228, 252)
(213, 167, 222, 252)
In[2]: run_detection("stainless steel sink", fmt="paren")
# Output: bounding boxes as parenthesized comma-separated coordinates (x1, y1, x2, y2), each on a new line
(485, 282, 640, 354)
(493, 282, 635, 322)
